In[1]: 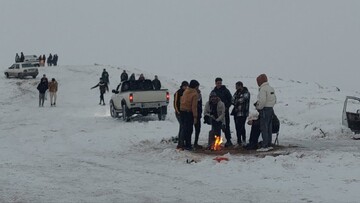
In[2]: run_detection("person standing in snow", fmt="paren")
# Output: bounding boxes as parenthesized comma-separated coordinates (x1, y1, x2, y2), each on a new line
(37, 79, 48, 107)
(179, 80, 200, 150)
(152, 75, 161, 90)
(194, 88, 203, 149)
(47, 54, 53, 66)
(212, 77, 233, 147)
(101, 69, 110, 85)
(231, 81, 250, 146)
(203, 91, 225, 148)
(20, 52, 25, 62)
(15, 53, 20, 62)
(174, 81, 189, 149)
(120, 70, 128, 82)
(91, 78, 109, 105)
(48, 78, 58, 106)
(53, 54, 58, 66)
(255, 74, 276, 150)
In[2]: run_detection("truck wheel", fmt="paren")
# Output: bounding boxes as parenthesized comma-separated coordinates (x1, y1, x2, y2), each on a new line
(5, 73, 9, 78)
(32, 75, 36, 79)
(18, 73, 23, 79)
(158, 106, 167, 121)
(122, 104, 130, 122)
(110, 101, 118, 118)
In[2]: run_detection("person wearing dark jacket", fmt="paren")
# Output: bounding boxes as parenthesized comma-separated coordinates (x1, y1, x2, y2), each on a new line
(48, 54, 53, 66)
(20, 52, 25, 62)
(194, 89, 203, 148)
(152, 75, 161, 90)
(174, 81, 189, 149)
(212, 77, 233, 147)
(231, 81, 250, 146)
(91, 78, 109, 105)
(129, 73, 136, 81)
(53, 54, 58, 66)
(37, 80, 48, 107)
(179, 80, 199, 150)
(120, 70, 128, 82)
(101, 69, 110, 85)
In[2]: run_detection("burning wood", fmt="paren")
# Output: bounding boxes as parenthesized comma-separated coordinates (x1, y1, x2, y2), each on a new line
(211, 135, 223, 151)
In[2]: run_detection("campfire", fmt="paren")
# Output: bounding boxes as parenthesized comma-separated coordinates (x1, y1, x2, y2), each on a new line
(211, 135, 223, 151)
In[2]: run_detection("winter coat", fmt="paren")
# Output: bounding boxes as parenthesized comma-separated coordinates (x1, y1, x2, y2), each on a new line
(129, 74, 135, 81)
(174, 88, 185, 114)
(212, 85, 232, 108)
(102, 71, 109, 84)
(256, 82, 276, 110)
(180, 87, 199, 120)
(48, 81, 58, 92)
(20, 53, 25, 62)
(204, 98, 225, 124)
(152, 79, 161, 90)
(41, 77, 49, 87)
(120, 72, 128, 82)
(37, 82, 48, 94)
(231, 87, 250, 117)
(92, 81, 109, 94)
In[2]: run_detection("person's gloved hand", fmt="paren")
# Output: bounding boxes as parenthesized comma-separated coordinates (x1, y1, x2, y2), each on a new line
(203, 115, 211, 125)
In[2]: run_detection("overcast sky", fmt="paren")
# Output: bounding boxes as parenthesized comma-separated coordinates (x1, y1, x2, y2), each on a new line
(1, 0, 359, 90)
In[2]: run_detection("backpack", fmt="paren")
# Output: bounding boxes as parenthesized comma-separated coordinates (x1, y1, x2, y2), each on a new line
(272, 113, 280, 134)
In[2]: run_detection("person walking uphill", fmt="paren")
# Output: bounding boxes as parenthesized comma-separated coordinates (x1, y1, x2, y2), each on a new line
(231, 81, 250, 146)
(174, 81, 189, 149)
(255, 74, 276, 150)
(101, 69, 110, 85)
(212, 77, 233, 147)
(179, 80, 200, 150)
(91, 78, 109, 105)
(37, 80, 48, 107)
(48, 78, 58, 106)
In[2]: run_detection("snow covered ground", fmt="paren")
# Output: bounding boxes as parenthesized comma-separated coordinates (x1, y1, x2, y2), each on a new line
(1, 64, 360, 202)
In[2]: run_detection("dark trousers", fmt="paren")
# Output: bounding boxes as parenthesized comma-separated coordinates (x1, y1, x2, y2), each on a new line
(248, 119, 261, 149)
(234, 116, 247, 144)
(39, 93, 45, 106)
(224, 109, 231, 142)
(260, 107, 274, 148)
(194, 117, 201, 145)
(180, 111, 194, 148)
(176, 113, 184, 147)
(100, 92, 105, 104)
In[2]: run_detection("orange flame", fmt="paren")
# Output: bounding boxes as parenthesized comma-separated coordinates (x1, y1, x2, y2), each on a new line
(211, 135, 223, 151)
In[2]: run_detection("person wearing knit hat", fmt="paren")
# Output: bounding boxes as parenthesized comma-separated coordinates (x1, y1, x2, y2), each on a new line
(255, 73, 276, 151)
(174, 81, 189, 149)
(179, 79, 200, 150)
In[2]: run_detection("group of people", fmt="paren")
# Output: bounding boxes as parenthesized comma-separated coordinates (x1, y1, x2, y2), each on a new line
(15, 52, 59, 66)
(174, 74, 276, 151)
(15, 52, 25, 63)
(91, 69, 163, 105)
(36, 74, 58, 107)
(120, 70, 162, 90)
(39, 54, 59, 66)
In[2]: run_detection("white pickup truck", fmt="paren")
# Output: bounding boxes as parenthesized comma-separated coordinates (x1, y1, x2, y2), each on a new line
(110, 79, 170, 121)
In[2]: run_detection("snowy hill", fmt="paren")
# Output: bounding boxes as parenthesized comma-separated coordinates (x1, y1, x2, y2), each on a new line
(1, 64, 360, 202)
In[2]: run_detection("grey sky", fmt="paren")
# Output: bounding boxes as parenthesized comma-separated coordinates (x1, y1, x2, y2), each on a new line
(1, 0, 359, 89)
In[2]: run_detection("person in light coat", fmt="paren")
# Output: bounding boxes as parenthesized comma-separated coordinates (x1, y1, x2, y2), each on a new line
(255, 74, 276, 149)
(204, 91, 225, 147)
(48, 78, 58, 106)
